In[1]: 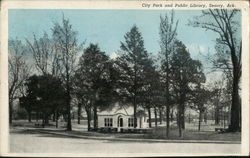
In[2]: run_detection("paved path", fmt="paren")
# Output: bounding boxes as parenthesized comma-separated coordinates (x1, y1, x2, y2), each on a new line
(9, 129, 242, 156)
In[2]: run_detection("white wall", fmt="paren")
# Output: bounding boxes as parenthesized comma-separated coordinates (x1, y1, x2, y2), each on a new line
(98, 115, 149, 128)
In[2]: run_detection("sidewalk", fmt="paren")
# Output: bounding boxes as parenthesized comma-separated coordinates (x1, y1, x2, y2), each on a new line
(32, 127, 241, 144)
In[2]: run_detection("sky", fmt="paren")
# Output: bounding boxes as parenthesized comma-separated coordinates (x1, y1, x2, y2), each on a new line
(9, 9, 220, 58)
(8, 9, 241, 83)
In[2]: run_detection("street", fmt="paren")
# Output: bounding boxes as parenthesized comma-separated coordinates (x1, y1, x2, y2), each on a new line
(9, 129, 241, 156)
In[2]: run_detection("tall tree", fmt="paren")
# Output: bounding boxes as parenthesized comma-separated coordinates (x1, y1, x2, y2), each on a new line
(74, 44, 114, 130)
(190, 9, 241, 132)
(8, 39, 30, 124)
(210, 80, 224, 125)
(159, 11, 179, 137)
(170, 40, 206, 137)
(26, 33, 61, 77)
(20, 75, 67, 126)
(190, 84, 209, 131)
(209, 79, 231, 126)
(139, 56, 164, 128)
(115, 25, 149, 128)
(52, 16, 80, 131)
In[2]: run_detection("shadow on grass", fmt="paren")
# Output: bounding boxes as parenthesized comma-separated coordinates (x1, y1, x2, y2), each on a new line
(11, 128, 86, 140)
(36, 133, 83, 140)
(10, 125, 241, 143)
(35, 132, 166, 144)
(143, 126, 241, 141)
(10, 129, 41, 135)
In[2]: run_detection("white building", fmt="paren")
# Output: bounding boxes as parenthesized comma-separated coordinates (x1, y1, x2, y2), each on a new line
(98, 104, 150, 131)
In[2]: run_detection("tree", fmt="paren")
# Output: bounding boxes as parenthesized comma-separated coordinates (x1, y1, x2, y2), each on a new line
(8, 39, 30, 124)
(74, 44, 114, 130)
(26, 32, 62, 122)
(170, 40, 206, 137)
(26, 32, 61, 77)
(189, 9, 241, 132)
(190, 84, 210, 131)
(138, 56, 164, 128)
(115, 25, 149, 128)
(20, 75, 67, 126)
(159, 11, 179, 137)
(19, 75, 39, 123)
(209, 79, 231, 126)
(210, 80, 224, 125)
(52, 16, 80, 131)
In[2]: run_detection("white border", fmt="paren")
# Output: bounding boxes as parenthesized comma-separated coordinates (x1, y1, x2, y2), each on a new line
(0, 0, 249, 156)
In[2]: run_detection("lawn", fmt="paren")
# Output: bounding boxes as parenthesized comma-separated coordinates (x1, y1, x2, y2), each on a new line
(10, 120, 241, 142)
(141, 126, 241, 141)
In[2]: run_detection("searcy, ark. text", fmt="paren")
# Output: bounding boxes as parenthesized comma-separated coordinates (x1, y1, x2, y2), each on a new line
(141, 3, 232, 8)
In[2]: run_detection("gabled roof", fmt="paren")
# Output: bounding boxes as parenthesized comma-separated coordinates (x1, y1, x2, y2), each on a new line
(98, 102, 134, 116)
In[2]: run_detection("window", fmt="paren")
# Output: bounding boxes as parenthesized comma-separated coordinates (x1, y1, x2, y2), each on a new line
(110, 118, 113, 127)
(128, 118, 137, 127)
(104, 118, 113, 127)
(119, 118, 123, 127)
(128, 118, 134, 127)
(104, 118, 107, 126)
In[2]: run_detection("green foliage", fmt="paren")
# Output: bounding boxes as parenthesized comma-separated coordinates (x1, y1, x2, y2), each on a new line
(170, 40, 206, 101)
(74, 43, 115, 111)
(169, 40, 206, 131)
(190, 85, 211, 112)
(51, 16, 80, 130)
(20, 74, 67, 117)
(189, 9, 241, 131)
(140, 57, 165, 109)
(115, 25, 149, 105)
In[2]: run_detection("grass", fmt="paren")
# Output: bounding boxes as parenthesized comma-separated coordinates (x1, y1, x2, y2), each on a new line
(10, 119, 241, 141)
(142, 126, 241, 141)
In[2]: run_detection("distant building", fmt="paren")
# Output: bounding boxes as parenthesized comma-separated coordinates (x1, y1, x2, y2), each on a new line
(98, 104, 154, 131)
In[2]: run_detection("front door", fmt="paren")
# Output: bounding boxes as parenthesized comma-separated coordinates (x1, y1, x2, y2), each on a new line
(119, 117, 123, 127)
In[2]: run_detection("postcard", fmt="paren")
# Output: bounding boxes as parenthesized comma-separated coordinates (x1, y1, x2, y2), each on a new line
(0, 0, 249, 157)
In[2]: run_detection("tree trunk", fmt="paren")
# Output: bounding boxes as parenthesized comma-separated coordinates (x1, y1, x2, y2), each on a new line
(52, 112, 56, 122)
(139, 117, 142, 128)
(42, 114, 45, 128)
(154, 107, 158, 127)
(228, 70, 240, 132)
(86, 107, 91, 131)
(178, 106, 182, 138)
(133, 100, 137, 128)
(204, 110, 207, 124)
(176, 112, 179, 127)
(170, 109, 174, 122)
(188, 112, 191, 123)
(44, 113, 49, 124)
(36, 111, 39, 122)
(78, 103, 81, 124)
(215, 105, 220, 125)
(178, 92, 185, 137)
(147, 107, 151, 128)
(66, 83, 72, 131)
(164, 43, 171, 138)
(239, 103, 241, 129)
(93, 106, 98, 129)
(181, 104, 185, 130)
(166, 105, 170, 138)
(159, 108, 163, 124)
(28, 111, 32, 122)
(55, 111, 58, 128)
(198, 110, 202, 131)
(9, 102, 13, 124)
